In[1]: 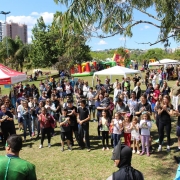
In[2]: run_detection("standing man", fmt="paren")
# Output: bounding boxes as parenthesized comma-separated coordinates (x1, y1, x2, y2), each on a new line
(77, 100, 91, 151)
(0, 134, 37, 180)
(66, 100, 79, 146)
(0, 105, 16, 143)
(95, 80, 103, 92)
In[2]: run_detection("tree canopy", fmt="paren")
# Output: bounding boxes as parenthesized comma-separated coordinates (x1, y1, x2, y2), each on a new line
(29, 12, 92, 70)
(54, 0, 180, 46)
(0, 36, 30, 71)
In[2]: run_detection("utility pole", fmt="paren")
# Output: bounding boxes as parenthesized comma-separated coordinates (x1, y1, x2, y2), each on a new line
(0, 11, 11, 65)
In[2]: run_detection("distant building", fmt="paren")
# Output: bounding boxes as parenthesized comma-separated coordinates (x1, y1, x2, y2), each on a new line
(2, 22, 27, 44)
(0, 22, 2, 42)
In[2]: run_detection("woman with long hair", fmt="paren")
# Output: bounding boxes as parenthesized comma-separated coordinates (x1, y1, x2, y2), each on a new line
(157, 95, 173, 152)
(35, 101, 45, 138)
(154, 93, 163, 140)
(38, 107, 54, 148)
(44, 98, 57, 136)
(99, 110, 110, 150)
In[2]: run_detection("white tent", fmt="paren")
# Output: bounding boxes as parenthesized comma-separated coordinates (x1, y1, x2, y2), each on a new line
(92, 66, 141, 85)
(149, 59, 180, 66)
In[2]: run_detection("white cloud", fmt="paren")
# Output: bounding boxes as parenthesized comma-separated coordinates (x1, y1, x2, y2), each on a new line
(30, 12, 39, 16)
(98, 40, 107, 45)
(7, 15, 37, 27)
(144, 25, 150, 29)
(119, 37, 127, 41)
(40, 12, 54, 24)
(0, 12, 54, 43)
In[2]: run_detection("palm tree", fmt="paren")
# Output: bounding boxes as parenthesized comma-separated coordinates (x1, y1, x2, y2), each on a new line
(0, 36, 30, 71)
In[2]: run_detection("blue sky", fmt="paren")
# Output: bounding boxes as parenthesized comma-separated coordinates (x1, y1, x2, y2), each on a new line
(0, 0, 179, 51)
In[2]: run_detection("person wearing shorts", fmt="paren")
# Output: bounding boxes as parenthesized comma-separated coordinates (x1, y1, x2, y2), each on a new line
(59, 108, 72, 152)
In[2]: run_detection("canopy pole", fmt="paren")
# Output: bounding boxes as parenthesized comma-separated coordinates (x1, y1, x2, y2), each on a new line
(92, 73, 95, 87)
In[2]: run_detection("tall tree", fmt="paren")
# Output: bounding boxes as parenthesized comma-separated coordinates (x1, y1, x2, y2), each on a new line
(54, 0, 180, 46)
(30, 12, 92, 70)
(0, 36, 29, 71)
(29, 16, 64, 68)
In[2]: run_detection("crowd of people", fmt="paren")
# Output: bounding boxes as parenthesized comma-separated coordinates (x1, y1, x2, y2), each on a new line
(0, 67, 180, 157)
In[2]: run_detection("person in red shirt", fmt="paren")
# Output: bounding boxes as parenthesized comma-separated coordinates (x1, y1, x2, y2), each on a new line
(38, 107, 55, 149)
(150, 84, 160, 120)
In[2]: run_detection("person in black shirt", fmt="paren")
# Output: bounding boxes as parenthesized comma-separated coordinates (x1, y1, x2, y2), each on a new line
(77, 100, 91, 151)
(66, 100, 79, 146)
(0, 105, 16, 143)
(174, 104, 180, 152)
(51, 94, 61, 121)
(135, 94, 152, 119)
(157, 95, 173, 152)
(46, 85, 52, 99)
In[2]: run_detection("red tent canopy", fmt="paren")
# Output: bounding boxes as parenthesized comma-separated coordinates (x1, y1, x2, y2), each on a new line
(0, 64, 27, 85)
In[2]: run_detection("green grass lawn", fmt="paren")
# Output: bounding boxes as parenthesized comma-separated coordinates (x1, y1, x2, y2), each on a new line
(0, 71, 179, 180)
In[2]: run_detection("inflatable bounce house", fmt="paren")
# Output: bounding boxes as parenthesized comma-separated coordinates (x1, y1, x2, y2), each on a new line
(70, 62, 97, 77)
(112, 49, 130, 67)
(98, 61, 116, 70)
(70, 49, 131, 77)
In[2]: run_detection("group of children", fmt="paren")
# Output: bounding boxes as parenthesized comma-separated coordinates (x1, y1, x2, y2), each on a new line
(100, 110, 152, 156)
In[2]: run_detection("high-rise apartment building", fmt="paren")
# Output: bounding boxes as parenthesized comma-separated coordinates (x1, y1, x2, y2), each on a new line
(0, 22, 2, 42)
(2, 22, 27, 44)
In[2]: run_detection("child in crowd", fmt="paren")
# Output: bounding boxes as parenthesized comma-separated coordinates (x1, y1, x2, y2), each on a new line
(59, 108, 72, 152)
(139, 112, 152, 156)
(99, 110, 110, 151)
(111, 113, 123, 148)
(123, 114, 131, 147)
(130, 116, 140, 154)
